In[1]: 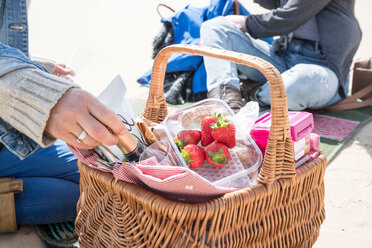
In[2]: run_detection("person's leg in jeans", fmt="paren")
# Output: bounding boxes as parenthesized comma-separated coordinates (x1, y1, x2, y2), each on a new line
(200, 16, 287, 91)
(201, 17, 341, 111)
(257, 63, 341, 110)
(200, 16, 287, 112)
(256, 41, 341, 110)
(0, 140, 79, 225)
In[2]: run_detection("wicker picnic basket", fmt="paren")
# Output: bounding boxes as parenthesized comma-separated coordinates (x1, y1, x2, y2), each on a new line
(76, 44, 327, 248)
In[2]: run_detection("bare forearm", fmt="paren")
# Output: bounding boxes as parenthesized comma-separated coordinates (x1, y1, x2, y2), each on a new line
(224, 15, 248, 32)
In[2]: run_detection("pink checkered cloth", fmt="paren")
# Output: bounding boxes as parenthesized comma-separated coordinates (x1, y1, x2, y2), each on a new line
(313, 115, 360, 141)
(68, 146, 236, 203)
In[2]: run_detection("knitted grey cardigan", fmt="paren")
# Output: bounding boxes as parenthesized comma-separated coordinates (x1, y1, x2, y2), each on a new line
(0, 62, 78, 147)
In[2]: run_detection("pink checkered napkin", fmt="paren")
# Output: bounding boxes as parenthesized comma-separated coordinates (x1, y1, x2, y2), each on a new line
(68, 145, 236, 203)
(68, 145, 111, 173)
(313, 115, 359, 141)
(113, 163, 235, 202)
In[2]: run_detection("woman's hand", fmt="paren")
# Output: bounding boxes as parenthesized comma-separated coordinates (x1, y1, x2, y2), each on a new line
(225, 15, 248, 32)
(53, 64, 76, 82)
(46, 88, 127, 149)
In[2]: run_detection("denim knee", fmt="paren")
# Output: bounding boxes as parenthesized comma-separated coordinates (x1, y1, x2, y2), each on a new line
(201, 17, 238, 45)
(257, 64, 339, 110)
(285, 66, 337, 110)
(201, 17, 228, 34)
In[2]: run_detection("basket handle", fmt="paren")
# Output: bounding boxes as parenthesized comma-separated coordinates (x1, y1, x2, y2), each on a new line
(143, 44, 295, 187)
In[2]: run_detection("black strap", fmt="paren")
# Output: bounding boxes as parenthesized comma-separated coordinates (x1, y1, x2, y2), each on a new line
(0, 143, 4, 153)
(292, 37, 321, 49)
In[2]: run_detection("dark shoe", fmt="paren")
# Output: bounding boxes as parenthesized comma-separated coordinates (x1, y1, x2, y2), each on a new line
(240, 80, 265, 103)
(207, 84, 243, 113)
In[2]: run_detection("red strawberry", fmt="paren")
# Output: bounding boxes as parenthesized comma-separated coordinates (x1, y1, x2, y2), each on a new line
(174, 130, 201, 150)
(206, 142, 231, 167)
(181, 144, 205, 168)
(210, 113, 236, 148)
(201, 115, 216, 146)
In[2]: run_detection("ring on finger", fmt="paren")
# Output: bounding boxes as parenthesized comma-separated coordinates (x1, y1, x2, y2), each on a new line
(77, 130, 88, 143)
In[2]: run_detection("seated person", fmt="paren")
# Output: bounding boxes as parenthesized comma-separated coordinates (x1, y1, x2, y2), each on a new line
(200, 0, 362, 113)
(0, 0, 126, 226)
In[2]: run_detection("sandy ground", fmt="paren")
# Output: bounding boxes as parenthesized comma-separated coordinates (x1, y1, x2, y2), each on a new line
(0, 0, 371, 247)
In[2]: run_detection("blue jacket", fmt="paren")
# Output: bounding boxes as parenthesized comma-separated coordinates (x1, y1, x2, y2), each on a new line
(137, 0, 273, 94)
(0, 0, 48, 159)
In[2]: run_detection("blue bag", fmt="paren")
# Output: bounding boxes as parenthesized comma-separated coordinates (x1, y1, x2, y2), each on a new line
(138, 0, 273, 96)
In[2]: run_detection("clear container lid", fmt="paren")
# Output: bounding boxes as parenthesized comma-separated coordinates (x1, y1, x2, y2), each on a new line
(162, 99, 263, 188)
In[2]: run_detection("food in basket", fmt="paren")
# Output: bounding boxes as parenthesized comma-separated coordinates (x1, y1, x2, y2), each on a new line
(210, 113, 236, 148)
(174, 129, 201, 150)
(163, 99, 263, 188)
(206, 142, 231, 167)
(201, 115, 216, 146)
(136, 121, 158, 145)
(181, 144, 206, 168)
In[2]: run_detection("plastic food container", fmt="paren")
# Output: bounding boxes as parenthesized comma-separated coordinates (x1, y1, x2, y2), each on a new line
(250, 112, 314, 162)
(162, 99, 263, 188)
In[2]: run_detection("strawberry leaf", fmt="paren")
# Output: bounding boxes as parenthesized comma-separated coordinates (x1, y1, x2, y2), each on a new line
(181, 149, 192, 166)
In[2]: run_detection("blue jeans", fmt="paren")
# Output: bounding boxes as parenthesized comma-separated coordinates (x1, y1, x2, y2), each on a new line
(201, 17, 344, 110)
(0, 140, 79, 225)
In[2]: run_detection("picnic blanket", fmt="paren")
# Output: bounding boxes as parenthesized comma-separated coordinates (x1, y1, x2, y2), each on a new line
(314, 106, 372, 162)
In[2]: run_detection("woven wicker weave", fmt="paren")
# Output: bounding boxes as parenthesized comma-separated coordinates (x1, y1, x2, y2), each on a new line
(76, 44, 326, 248)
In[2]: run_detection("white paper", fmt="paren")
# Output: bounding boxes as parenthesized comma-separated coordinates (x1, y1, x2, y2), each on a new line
(98, 74, 136, 122)
(98, 75, 144, 160)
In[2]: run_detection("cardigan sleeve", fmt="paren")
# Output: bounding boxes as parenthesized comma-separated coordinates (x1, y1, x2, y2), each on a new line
(31, 56, 57, 74)
(0, 67, 79, 147)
